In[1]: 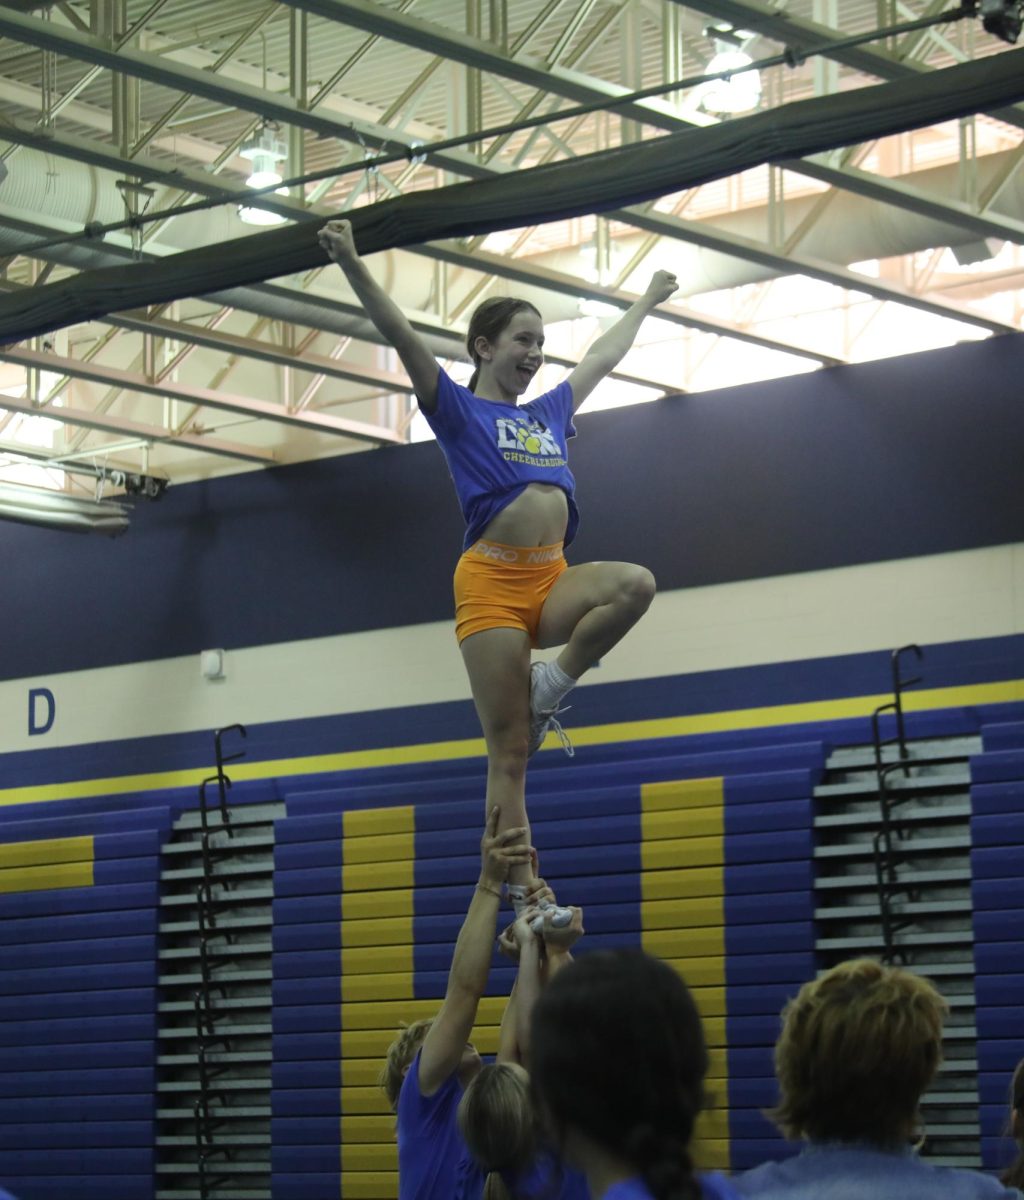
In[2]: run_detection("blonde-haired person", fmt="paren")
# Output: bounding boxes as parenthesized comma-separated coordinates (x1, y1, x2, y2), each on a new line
(455, 901, 588, 1200)
(380, 807, 535, 1200)
(732, 958, 1024, 1200)
(1003, 1058, 1024, 1190)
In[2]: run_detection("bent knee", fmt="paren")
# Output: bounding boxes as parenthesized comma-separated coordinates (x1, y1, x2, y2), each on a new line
(620, 565, 656, 612)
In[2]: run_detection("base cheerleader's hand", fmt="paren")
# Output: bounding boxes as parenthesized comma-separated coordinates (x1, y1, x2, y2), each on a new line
(317, 219, 359, 265)
(540, 905, 585, 951)
(644, 270, 679, 305)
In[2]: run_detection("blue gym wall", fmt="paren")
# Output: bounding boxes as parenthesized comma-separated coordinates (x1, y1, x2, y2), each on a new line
(1, 334, 1023, 1197)
(3, 330, 1024, 684)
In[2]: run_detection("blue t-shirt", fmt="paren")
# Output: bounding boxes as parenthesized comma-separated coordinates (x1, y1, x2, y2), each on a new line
(424, 369, 579, 550)
(396, 1050, 467, 1200)
(455, 1146, 590, 1200)
(731, 1143, 1024, 1200)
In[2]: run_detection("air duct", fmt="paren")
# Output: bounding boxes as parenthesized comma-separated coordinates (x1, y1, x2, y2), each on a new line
(0, 479, 130, 534)
(1, 134, 1023, 330)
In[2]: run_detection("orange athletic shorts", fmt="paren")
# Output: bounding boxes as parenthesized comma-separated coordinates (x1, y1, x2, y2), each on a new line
(454, 539, 567, 645)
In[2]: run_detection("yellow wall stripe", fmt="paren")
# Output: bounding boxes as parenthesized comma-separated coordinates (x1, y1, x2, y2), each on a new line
(642, 896, 726, 931)
(643, 778, 730, 1173)
(342, 970, 415, 1004)
(337, 889, 414, 921)
(341, 805, 414, 1192)
(2, 677, 1017, 808)
(642, 867, 730, 903)
(642, 806, 723, 842)
(341, 832, 416, 867)
(342, 862, 414, 892)
(0, 835, 96, 896)
(0, 860, 94, 894)
(341, 1085, 393, 1113)
(642, 835, 724, 871)
(341, 1170, 398, 1198)
(341, 945, 415, 978)
(340, 1115, 396, 1141)
(337, 917, 422, 949)
(0, 835, 94, 868)
(339, 1062, 391, 1088)
(642, 778, 725, 811)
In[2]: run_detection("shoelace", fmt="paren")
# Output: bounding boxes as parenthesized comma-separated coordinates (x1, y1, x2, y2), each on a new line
(545, 707, 574, 757)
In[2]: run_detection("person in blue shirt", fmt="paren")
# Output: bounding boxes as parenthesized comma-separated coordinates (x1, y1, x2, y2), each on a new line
(377, 807, 535, 1200)
(730, 957, 1024, 1200)
(530, 947, 743, 1200)
(456, 896, 588, 1200)
(319, 217, 675, 924)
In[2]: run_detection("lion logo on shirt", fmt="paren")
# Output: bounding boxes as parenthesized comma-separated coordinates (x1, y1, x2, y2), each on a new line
(496, 417, 560, 458)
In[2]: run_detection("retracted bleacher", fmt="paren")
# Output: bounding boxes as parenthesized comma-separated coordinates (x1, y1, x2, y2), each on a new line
(268, 733, 829, 1198)
(3, 697, 1020, 1200)
(0, 796, 174, 1200)
(970, 721, 1024, 1179)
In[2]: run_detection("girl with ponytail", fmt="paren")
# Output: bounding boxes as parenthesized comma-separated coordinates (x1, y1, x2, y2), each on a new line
(529, 949, 741, 1200)
(457, 901, 588, 1200)
(319, 218, 676, 934)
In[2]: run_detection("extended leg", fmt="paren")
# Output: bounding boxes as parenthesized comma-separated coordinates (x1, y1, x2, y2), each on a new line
(460, 627, 533, 889)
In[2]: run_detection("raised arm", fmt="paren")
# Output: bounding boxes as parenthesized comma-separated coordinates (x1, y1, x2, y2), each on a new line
(495, 977, 521, 1066)
(317, 219, 441, 412)
(511, 911, 543, 1061)
(494, 877, 555, 1065)
(506, 897, 583, 1062)
(566, 270, 678, 412)
(417, 808, 532, 1096)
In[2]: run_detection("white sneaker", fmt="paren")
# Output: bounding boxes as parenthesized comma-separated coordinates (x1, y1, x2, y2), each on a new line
(506, 883, 529, 917)
(530, 901, 574, 934)
(527, 662, 574, 758)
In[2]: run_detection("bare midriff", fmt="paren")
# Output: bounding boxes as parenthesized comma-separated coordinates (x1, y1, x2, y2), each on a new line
(479, 482, 568, 548)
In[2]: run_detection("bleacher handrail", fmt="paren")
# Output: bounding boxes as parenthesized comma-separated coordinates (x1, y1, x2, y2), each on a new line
(187, 727, 248, 1199)
(871, 645, 924, 965)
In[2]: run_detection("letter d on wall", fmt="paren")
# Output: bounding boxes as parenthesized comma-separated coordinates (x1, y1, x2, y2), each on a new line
(28, 687, 55, 736)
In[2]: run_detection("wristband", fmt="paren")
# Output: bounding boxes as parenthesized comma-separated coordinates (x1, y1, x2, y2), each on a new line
(476, 882, 503, 899)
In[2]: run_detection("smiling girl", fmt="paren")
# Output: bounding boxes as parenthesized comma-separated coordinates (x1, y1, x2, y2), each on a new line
(319, 219, 676, 919)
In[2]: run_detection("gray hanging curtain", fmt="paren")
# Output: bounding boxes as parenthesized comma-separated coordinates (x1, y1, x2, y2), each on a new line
(2, 47, 1023, 344)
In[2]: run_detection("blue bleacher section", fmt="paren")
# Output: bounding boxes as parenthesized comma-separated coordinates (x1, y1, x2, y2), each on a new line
(971, 722, 1024, 1175)
(0, 799, 178, 1200)
(0, 697, 1019, 1198)
(269, 735, 829, 1193)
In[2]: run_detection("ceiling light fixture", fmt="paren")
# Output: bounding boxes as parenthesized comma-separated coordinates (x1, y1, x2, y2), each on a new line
(699, 27, 762, 116)
(238, 124, 289, 227)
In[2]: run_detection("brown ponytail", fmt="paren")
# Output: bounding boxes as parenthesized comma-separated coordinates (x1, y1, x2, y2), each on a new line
(458, 1064, 536, 1198)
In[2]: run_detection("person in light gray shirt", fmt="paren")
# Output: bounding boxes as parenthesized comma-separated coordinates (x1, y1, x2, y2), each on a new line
(731, 958, 1024, 1200)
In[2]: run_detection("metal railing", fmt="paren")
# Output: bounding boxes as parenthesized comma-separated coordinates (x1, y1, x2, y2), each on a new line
(870, 646, 924, 964)
(191, 724, 247, 1200)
